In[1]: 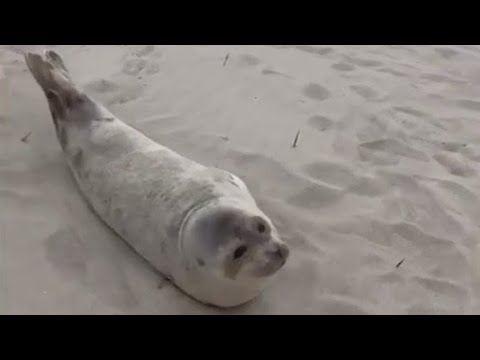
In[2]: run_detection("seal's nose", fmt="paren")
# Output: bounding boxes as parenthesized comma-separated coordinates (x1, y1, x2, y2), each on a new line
(269, 242, 289, 264)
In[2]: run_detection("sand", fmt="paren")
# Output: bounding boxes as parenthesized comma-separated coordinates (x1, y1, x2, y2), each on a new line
(1, 45, 480, 315)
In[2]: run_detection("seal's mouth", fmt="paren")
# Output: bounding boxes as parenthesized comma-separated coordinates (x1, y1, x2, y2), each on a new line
(255, 255, 288, 278)
(257, 240, 289, 277)
(259, 242, 290, 277)
(224, 245, 253, 280)
(229, 241, 289, 279)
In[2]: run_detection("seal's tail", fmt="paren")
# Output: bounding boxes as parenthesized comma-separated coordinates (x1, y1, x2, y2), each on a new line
(25, 50, 85, 126)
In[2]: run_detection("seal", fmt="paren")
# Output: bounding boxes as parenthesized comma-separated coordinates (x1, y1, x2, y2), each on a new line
(25, 50, 289, 308)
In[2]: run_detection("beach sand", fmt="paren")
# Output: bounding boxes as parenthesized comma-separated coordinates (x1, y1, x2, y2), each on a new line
(1, 45, 480, 314)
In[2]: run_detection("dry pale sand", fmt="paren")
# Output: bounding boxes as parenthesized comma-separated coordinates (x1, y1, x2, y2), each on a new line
(1, 45, 480, 315)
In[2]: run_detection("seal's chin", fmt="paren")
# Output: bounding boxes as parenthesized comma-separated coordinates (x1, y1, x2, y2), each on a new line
(241, 241, 290, 279)
(253, 255, 288, 278)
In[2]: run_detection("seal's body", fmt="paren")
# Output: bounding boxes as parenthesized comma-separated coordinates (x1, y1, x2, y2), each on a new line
(25, 50, 289, 308)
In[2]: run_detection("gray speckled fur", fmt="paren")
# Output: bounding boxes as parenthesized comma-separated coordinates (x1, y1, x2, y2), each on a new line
(25, 50, 289, 308)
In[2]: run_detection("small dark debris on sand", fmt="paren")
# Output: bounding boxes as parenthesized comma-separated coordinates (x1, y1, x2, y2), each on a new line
(396, 258, 405, 268)
(223, 53, 230, 67)
(292, 130, 301, 148)
(157, 278, 168, 289)
(21, 131, 32, 143)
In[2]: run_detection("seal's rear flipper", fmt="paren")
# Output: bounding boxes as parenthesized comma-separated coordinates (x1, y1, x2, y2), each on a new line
(25, 50, 75, 93)
(25, 50, 86, 124)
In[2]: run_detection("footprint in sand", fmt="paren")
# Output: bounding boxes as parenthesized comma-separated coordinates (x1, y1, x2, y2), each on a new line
(359, 139, 429, 162)
(350, 85, 379, 100)
(344, 56, 383, 68)
(287, 183, 342, 210)
(238, 54, 261, 67)
(317, 297, 368, 315)
(377, 68, 408, 78)
(438, 141, 467, 153)
(261, 68, 292, 79)
(394, 106, 428, 118)
(430, 117, 463, 133)
(308, 115, 334, 132)
(332, 62, 355, 72)
(268, 45, 334, 57)
(303, 83, 331, 102)
(228, 151, 345, 213)
(145, 62, 161, 75)
(358, 148, 400, 167)
(347, 177, 389, 197)
(391, 222, 456, 250)
(136, 45, 156, 57)
(456, 99, 480, 112)
(436, 179, 480, 218)
(122, 58, 147, 76)
(421, 73, 465, 85)
(303, 163, 388, 197)
(387, 45, 419, 55)
(110, 88, 143, 106)
(84, 78, 143, 106)
(413, 276, 468, 305)
(356, 120, 390, 144)
(434, 47, 459, 60)
(433, 153, 476, 177)
(84, 78, 120, 94)
(294, 45, 335, 56)
(303, 161, 358, 188)
(407, 304, 453, 315)
(122, 46, 162, 77)
(229, 152, 312, 198)
(377, 272, 405, 285)
(330, 218, 398, 247)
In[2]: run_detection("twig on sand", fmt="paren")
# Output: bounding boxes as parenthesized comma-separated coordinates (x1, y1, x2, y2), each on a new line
(396, 258, 405, 268)
(292, 130, 300, 148)
(157, 277, 168, 289)
(223, 53, 230, 67)
(21, 131, 32, 143)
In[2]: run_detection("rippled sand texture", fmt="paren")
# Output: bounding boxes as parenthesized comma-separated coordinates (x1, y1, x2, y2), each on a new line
(1, 45, 480, 314)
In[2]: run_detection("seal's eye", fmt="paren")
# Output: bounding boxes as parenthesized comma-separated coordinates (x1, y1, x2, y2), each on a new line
(233, 246, 248, 260)
(257, 223, 266, 234)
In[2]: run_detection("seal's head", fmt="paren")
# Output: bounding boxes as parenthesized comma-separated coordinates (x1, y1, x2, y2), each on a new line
(179, 198, 289, 307)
